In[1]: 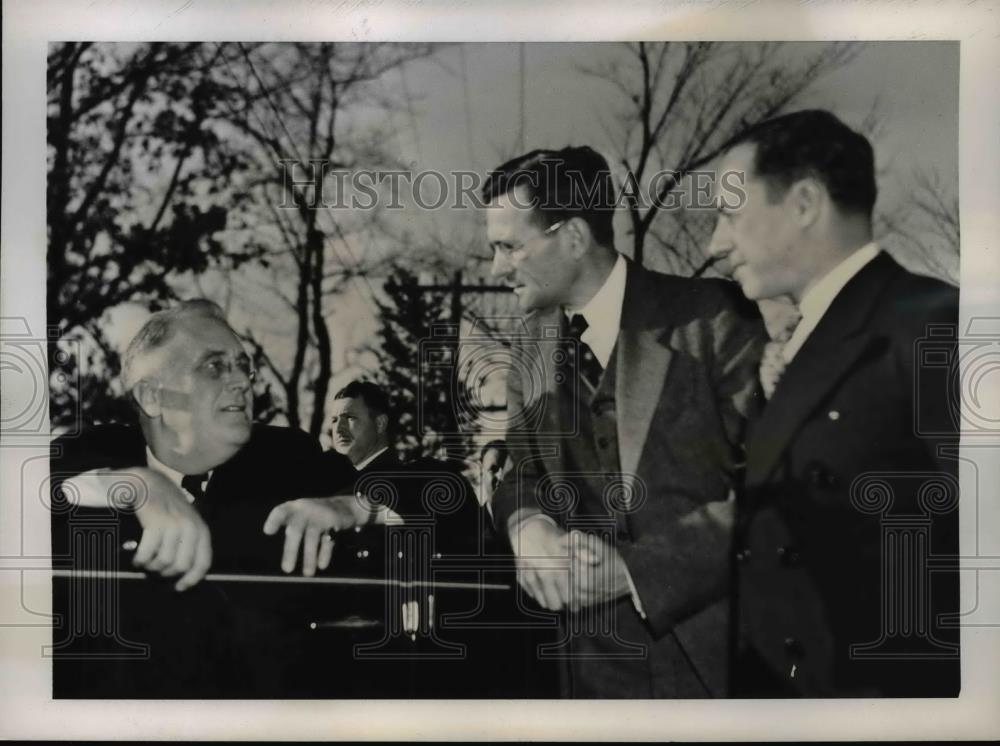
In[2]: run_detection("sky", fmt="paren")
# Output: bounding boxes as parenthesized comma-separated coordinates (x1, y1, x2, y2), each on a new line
(102, 40, 961, 438)
(323, 40, 959, 370)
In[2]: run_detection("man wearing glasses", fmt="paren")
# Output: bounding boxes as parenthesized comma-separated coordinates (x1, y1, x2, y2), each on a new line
(51, 299, 332, 695)
(482, 146, 766, 697)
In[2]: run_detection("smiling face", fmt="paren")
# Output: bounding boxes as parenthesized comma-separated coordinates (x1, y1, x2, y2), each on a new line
(708, 143, 808, 302)
(486, 186, 578, 313)
(145, 316, 254, 469)
(330, 396, 387, 467)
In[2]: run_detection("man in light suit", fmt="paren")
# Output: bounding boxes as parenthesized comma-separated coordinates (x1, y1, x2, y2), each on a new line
(483, 146, 767, 697)
(707, 109, 960, 697)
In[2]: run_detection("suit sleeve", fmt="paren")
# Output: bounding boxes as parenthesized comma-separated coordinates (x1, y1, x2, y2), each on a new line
(491, 336, 548, 544)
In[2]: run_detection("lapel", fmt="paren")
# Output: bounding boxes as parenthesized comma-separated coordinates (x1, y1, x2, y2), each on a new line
(746, 252, 901, 485)
(616, 263, 675, 487)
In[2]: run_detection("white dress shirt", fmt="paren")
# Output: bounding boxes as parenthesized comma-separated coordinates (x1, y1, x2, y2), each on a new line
(354, 446, 389, 473)
(565, 252, 627, 368)
(783, 242, 881, 363)
(145, 447, 211, 503)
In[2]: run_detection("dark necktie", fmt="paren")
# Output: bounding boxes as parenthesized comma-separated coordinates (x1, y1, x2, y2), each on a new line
(181, 473, 208, 501)
(567, 313, 604, 393)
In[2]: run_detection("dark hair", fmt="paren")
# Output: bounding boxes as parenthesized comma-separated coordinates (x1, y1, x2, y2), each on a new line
(480, 439, 508, 461)
(333, 380, 390, 418)
(481, 146, 616, 248)
(734, 110, 877, 217)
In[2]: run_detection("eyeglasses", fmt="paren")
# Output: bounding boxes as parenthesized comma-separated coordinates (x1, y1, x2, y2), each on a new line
(489, 219, 566, 259)
(196, 353, 257, 383)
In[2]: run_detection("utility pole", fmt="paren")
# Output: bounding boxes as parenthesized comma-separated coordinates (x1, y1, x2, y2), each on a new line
(409, 270, 511, 462)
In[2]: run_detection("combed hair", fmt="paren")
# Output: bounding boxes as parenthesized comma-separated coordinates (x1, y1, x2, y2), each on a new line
(121, 299, 228, 391)
(733, 109, 877, 217)
(480, 439, 508, 461)
(481, 146, 617, 248)
(334, 379, 391, 418)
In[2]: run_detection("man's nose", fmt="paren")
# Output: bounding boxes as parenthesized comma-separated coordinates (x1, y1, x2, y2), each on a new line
(706, 220, 732, 260)
(490, 250, 512, 279)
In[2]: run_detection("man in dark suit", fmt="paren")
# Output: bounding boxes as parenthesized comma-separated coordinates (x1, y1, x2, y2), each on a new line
(707, 109, 960, 697)
(481, 146, 767, 697)
(265, 380, 531, 696)
(478, 440, 509, 515)
(50, 299, 339, 696)
(266, 379, 483, 573)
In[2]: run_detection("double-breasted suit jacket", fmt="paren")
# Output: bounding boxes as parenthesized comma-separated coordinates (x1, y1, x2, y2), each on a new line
(736, 252, 960, 697)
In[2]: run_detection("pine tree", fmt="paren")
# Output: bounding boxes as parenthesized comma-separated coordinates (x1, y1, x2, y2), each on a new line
(373, 268, 478, 463)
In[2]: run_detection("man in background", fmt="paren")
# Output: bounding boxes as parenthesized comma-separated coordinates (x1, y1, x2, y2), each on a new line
(266, 380, 482, 572)
(478, 439, 509, 518)
(707, 109, 960, 697)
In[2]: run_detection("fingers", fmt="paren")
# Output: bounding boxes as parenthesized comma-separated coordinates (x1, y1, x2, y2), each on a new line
(262, 503, 289, 536)
(318, 532, 334, 571)
(516, 564, 546, 607)
(301, 525, 322, 577)
(164, 519, 199, 577)
(536, 570, 568, 611)
(132, 511, 212, 591)
(175, 528, 212, 592)
(570, 550, 599, 611)
(280, 517, 305, 574)
(517, 563, 568, 611)
(132, 525, 163, 568)
(566, 530, 603, 565)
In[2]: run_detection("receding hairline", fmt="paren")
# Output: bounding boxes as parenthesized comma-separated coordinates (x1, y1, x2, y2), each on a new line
(121, 301, 234, 391)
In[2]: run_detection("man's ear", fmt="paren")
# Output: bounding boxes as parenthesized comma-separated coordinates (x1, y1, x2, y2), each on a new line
(375, 413, 389, 436)
(131, 379, 162, 419)
(789, 178, 823, 228)
(566, 216, 593, 258)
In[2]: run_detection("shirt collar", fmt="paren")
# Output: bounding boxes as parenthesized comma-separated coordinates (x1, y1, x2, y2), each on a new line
(564, 253, 627, 368)
(354, 446, 390, 472)
(145, 447, 212, 502)
(783, 242, 881, 362)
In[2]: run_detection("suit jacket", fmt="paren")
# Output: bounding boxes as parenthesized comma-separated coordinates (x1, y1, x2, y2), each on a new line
(50, 423, 335, 697)
(341, 449, 485, 564)
(493, 260, 767, 697)
(736, 252, 960, 697)
(320, 448, 358, 492)
(51, 423, 326, 571)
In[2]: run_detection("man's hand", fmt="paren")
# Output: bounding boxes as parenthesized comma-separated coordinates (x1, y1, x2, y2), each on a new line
(66, 467, 213, 591)
(509, 515, 573, 611)
(561, 530, 631, 611)
(509, 517, 631, 612)
(262, 496, 373, 576)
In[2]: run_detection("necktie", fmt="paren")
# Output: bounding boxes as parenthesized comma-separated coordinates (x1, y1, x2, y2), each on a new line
(567, 313, 604, 393)
(181, 473, 208, 501)
(759, 308, 802, 400)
